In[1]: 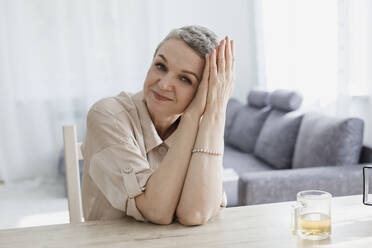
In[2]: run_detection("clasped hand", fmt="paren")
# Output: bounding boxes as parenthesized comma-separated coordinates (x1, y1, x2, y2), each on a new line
(185, 36, 235, 118)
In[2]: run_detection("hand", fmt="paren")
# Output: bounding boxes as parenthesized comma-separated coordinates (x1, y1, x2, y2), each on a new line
(184, 53, 210, 119)
(204, 36, 235, 116)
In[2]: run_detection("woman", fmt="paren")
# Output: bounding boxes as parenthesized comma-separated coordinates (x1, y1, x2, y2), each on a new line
(81, 25, 235, 226)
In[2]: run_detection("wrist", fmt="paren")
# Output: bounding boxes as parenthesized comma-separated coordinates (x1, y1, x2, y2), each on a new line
(201, 112, 226, 127)
(203, 109, 226, 120)
(204, 103, 227, 116)
(182, 111, 201, 124)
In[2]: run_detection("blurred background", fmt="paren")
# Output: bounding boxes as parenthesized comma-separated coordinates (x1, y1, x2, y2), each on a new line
(0, 0, 371, 228)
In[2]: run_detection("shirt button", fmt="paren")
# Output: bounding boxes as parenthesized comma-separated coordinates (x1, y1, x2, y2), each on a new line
(123, 167, 133, 174)
(158, 146, 167, 155)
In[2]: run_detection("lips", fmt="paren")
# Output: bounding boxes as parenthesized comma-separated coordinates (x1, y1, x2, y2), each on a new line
(152, 91, 171, 101)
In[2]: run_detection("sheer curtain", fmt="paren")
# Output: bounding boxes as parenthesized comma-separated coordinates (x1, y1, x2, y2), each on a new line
(255, 0, 372, 145)
(0, 0, 258, 182)
(0, 0, 155, 182)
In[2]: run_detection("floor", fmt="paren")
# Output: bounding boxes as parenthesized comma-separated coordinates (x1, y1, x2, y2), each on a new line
(0, 176, 70, 230)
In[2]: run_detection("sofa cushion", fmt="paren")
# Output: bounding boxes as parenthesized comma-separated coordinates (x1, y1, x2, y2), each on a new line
(293, 112, 364, 169)
(270, 89, 302, 112)
(247, 90, 270, 108)
(224, 99, 243, 140)
(254, 110, 303, 169)
(227, 104, 271, 153)
(223, 145, 273, 175)
(238, 164, 365, 205)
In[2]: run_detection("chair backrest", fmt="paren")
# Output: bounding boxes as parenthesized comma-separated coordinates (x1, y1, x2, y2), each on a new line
(62, 125, 84, 223)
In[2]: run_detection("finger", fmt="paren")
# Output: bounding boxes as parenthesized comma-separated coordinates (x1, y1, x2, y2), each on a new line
(215, 42, 220, 63)
(231, 40, 235, 62)
(192, 54, 210, 106)
(224, 36, 229, 59)
(200, 53, 210, 89)
(210, 48, 218, 79)
(217, 39, 225, 75)
(226, 36, 232, 73)
(207, 48, 217, 98)
(206, 49, 216, 103)
(231, 40, 235, 76)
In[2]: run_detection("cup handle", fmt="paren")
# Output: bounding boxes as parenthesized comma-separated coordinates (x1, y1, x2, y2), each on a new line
(291, 202, 304, 235)
(363, 166, 372, 205)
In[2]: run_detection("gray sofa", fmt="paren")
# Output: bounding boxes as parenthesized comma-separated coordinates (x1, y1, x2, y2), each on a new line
(223, 89, 372, 207)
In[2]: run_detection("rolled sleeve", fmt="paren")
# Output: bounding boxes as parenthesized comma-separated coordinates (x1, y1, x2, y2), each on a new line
(90, 144, 153, 221)
(85, 106, 154, 221)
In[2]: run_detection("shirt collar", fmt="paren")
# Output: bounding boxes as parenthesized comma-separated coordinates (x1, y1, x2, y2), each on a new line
(163, 128, 177, 148)
(132, 91, 163, 153)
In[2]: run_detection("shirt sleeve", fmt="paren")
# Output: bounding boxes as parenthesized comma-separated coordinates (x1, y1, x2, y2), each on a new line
(85, 107, 152, 221)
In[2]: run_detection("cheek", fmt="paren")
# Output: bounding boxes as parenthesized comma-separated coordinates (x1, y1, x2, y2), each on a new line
(176, 86, 197, 106)
(144, 69, 158, 90)
(143, 71, 155, 100)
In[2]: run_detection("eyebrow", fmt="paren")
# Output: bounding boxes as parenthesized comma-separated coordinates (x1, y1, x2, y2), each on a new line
(158, 54, 200, 82)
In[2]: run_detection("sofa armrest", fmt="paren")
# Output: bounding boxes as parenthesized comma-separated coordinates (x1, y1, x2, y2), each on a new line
(238, 164, 366, 205)
(360, 145, 372, 163)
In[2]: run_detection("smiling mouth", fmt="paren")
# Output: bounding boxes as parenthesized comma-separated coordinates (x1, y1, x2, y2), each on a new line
(153, 91, 172, 101)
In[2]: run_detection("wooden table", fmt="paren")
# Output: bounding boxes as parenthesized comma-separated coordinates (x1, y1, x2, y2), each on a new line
(1, 195, 372, 248)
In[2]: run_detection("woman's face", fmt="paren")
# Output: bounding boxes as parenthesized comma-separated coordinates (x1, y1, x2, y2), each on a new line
(143, 38, 204, 119)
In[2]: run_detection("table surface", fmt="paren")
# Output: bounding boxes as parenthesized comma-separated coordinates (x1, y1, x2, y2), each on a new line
(1, 195, 372, 248)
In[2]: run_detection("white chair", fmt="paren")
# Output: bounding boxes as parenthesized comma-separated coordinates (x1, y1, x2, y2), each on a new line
(63, 125, 84, 223)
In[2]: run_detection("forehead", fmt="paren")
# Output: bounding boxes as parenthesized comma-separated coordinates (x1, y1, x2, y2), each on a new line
(156, 39, 204, 75)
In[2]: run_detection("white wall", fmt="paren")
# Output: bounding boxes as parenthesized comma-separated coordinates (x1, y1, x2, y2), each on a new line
(0, 0, 258, 182)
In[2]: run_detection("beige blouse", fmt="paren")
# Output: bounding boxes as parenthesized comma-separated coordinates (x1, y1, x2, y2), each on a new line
(81, 91, 227, 222)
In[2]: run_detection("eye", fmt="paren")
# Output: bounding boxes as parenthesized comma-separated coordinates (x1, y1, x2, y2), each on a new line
(155, 62, 167, 71)
(180, 76, 192, 84)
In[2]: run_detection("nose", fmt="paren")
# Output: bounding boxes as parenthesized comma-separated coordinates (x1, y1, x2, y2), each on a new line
(158, 74, 173, 91)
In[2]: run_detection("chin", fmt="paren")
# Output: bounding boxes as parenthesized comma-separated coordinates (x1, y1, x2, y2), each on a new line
(145, 96, 165, 116)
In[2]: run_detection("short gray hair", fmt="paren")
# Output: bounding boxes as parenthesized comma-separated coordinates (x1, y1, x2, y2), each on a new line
(153, 25, 219, 59)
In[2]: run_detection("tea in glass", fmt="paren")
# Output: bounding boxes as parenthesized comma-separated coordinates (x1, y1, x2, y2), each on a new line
(297, 212, 331, 240)
(292, 190, 332, 240)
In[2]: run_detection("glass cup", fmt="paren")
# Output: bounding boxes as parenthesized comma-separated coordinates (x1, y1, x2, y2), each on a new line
(291, 190, 332, 240)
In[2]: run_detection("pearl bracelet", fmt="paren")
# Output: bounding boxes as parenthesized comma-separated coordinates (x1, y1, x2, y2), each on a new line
(192, 148, 223, 156)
